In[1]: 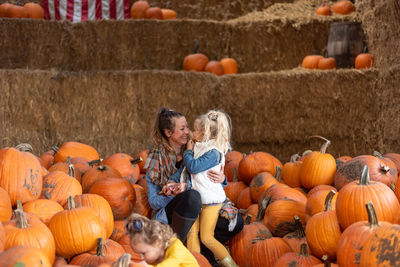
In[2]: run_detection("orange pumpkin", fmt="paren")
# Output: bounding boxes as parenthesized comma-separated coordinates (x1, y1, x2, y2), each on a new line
(299, 136, 336, 189)
(383, 152, 400, 172)
(48, 196, 106, 258)
(335, 155, 352, 170)
(316, 3, 331, 16)
(355, 53, 374, 69)
(130, 0, 150, 19)
(333, 0, 355, 15)
(0, 3, 12, 17)
(145, 7, 163, 19)
(135, 149, 149, 174)
(48, 156, 82, 183)
(88, 177, 136, 220)
(38, 147, 57, 169)
(281, 154, 302, 187)
(273, 243, 322, 266)
(239, 203, 258, 223)
(236, 187, 253, 210)
(204, 60, 224, 76)
(305, 187, 337, 222)
(191, 251, 212, 267)
(41, 171, 82, 207)
(54, 141, 99, 163)
(0, 221, 5, 253)
(318, 57, 336, 69)
(73, 194, 115, 238)
(22, 199, 64, 226)
(81, 164, 122, 193)
(302, 55, 323, 69)
(4, 209, 55, 263)
(0, 146, 43, 206)
(336, 165, 400, 230)
(247, 236, 292, 267)
(7, 4, 28, 18)
(282, 216, 310, 254)
(220, 58, 238, 74)
(102, 153, 141, 185)
(238, 152, 275, 185)
(161, 8, 177, 19)
(0, 246, 52, 267)
(258, 183, 307, 207)
(305, 190, 341, 260)
(24, 2, 44, 19)
(249, 168, 281, 203)
(110, 220, 127, 242)
(337, 202, 390, 267)
(0, 187, 12, 222)
(183, 40, 209, 72)
(223, 178, 247, 206)
(132, 184, 152, 218)
(117, 234, 144, 262)
(224, 151, 244, 182)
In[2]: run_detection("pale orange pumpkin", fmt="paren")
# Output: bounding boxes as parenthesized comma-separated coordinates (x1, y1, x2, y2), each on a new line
(0, 246, 52, 267)
(48, 196, 106, 258)
(0, 187, 12, 222)
(22, 199, 64, 226)
(54, 141, 100, 163)
(299, 136, 336, 189)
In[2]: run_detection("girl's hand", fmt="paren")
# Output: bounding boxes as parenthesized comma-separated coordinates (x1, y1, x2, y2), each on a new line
(186, 139, 194, 150)
(207, 165, 225, 183)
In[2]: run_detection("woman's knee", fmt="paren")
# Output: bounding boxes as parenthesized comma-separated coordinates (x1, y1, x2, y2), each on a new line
(176, 190, 201, 217)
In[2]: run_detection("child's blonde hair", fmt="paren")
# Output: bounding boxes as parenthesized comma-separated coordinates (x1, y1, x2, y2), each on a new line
(196, 110, 232, 154)
(125, 213, 176, 250)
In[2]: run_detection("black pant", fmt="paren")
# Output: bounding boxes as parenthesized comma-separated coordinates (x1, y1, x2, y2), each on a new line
(164, 190, 244, 266)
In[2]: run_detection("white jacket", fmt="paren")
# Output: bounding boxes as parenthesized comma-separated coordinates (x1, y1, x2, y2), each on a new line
(190, 140, 226, 205)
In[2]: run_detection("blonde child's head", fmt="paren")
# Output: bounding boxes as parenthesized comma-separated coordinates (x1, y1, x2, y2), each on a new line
(193, 110, 232, 154)
(125, 213, 176, 264)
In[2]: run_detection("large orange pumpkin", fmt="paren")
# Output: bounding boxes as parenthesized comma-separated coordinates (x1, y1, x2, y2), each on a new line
(238, 152, 275, 185)
(273, 243, 322, 266)
(48, 196, 106, 258)
(88, 177, 136, 220)
(81, 164, 122, 193)
(73, 194, 115, 238)
(183, 39, 209, 72)
(249, 167, 282, 203)
(247, 236, 292, 267)
(355, 53, 374, 69)
(4, 209, 56, 263)
(224, 151, 244, 182)
(236, 187, 253, 210)
(220, 57, 238, 74)
(0, 246, 52, 267)
(0, 146, 43, 206)
(333, 0, 355, 14)
(336, 165, 400, 230)
(336, 202, 390, 267)
(48, 156, 82, 183)
(305, 187, 337, 223)
(130, 0, 149, 19)
(102, 153, 141, 185)
(282, 215, 309, 254)
(54, 141, 100, 163)
(299, 136, 336, 189)
(24, 2, 44, 19)
(22, 199, 64, 226)
(223, 177, 247, 206)
(305, 190, 341, 260)
(0, 221, 5, 253)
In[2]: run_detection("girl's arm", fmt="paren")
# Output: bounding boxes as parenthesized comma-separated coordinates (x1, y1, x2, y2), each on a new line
(183, 149, 221, 174)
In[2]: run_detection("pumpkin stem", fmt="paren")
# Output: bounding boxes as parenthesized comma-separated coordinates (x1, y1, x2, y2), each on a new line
(232, 168, 238, 182)
(256, 197, 269, 221)
(289, 154, 300, 162)
(309, 136, 331, 154)
(244, 214, 252, 225)
(293, 215, 305, 238)
(14, 209, 29, 229)
(66, 156, 71, 164)
(67, 196, 76, 210)
(89, 159, 102, 167)
(51, 146, 59, 154)
(321, 255, 330, 267)
(130, 157, 143, 165)
(359, 165, 370, 185)
(113, 253, 131, 267)
(274, 166, 282, 181)
(324, 190, 336, 211)
(16, 200, 23, 211)
(251, 236, 268, 244)
(373, 150, 383, 158)
(15, 143, 33, 153)
(193, 39, 199, 54)
(238, 209, 248, 215)
(299, 243, 308, 257)
(68, 164, 76, 178)
(366, 202, 379, 227)
(97, 165, 108, 171)
(302, 150, 312, 158)
(96, 238, 105, 257)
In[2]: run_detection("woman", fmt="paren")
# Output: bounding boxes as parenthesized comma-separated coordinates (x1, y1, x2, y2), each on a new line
(144, 107, 243, 266)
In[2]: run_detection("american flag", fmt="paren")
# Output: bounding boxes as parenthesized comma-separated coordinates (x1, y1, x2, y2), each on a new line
(42, 0, 131, 22)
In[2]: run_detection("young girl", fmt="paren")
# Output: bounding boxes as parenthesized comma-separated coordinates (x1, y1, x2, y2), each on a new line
(183, 110, 238, 267)
(125, 213, 200, 267)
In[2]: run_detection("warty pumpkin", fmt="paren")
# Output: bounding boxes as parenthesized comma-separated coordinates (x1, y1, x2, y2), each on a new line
(102, 153, 142, 185)
(273, 243, 322, 266)
(238, 152, 275, 185)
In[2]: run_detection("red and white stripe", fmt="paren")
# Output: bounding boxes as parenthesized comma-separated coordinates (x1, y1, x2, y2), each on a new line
(43, 0, 130, 22)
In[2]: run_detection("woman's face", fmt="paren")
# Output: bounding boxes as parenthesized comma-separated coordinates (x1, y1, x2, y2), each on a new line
(165, 116, 190, 147)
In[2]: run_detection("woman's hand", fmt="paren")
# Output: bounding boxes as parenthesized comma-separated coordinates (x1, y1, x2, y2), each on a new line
(186, 139, 194, 151)
(161, 183, 177, 196)
(207, 165, 225, 183)
(171, 183, 188, 195)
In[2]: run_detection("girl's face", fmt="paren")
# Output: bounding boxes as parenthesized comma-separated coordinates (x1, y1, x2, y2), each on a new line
(193, 120, 204, 142)
(130, 238, 164, 264)
(165, 116, 190, 147)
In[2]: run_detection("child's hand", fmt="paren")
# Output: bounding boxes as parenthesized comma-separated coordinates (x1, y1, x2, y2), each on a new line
(186, 139, 194, 150)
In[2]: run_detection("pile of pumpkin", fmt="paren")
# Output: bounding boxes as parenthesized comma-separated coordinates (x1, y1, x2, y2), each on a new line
(183, 40, 238, 75)
(0, 142, 209, 266)
(301, 53, 374, 70)
(0, 2, 44, 19)
(2, 136, 400, 266)
(316, 0, 355, 16)
(130, 0, 177, 20)
(222, 135, 400, 266)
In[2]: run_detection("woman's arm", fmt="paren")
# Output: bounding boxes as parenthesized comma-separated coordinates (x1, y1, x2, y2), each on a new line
(183, 149, 221, 174)
(146, 175, 174, 210)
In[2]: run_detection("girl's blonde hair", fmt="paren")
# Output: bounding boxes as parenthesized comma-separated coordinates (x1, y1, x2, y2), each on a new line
(125, 213, 176, 249)
(196, 110, 232, 154)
